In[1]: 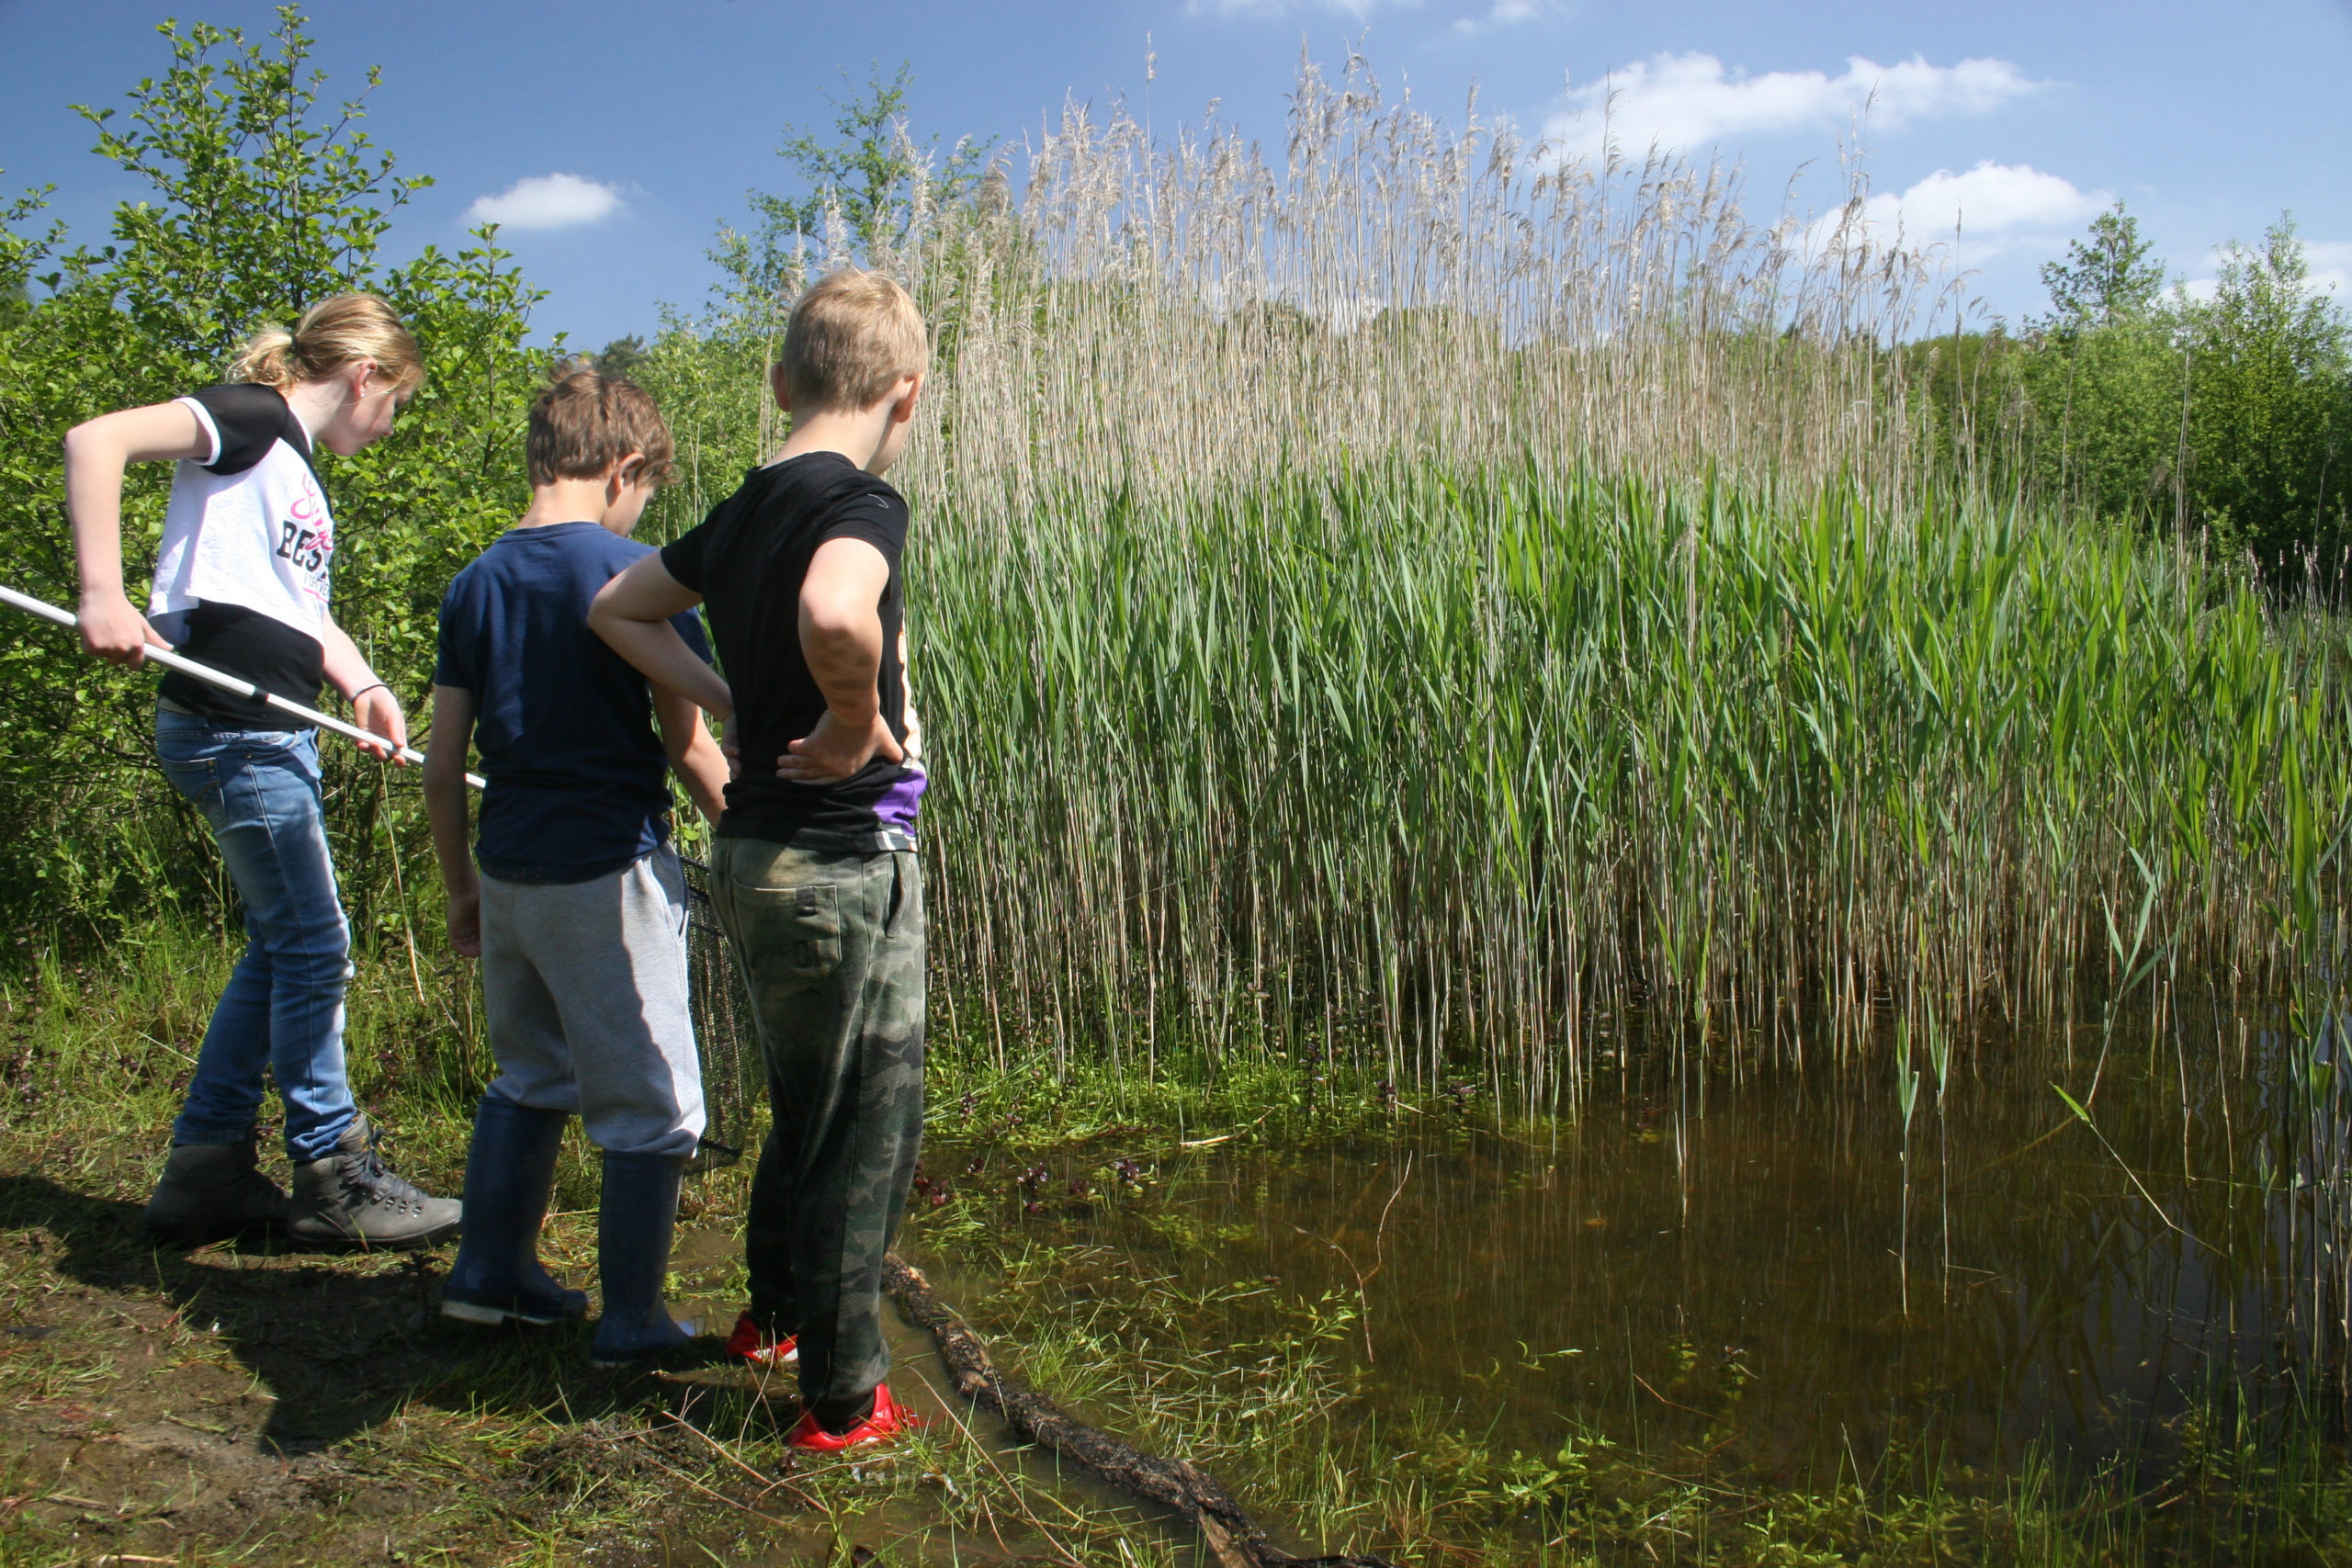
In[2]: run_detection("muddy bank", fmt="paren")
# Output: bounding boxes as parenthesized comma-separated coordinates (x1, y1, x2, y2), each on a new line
(0, 1149, 718, 1563)
(0, 1129, 1200, 1567)
(13, 936, 2352, 1567)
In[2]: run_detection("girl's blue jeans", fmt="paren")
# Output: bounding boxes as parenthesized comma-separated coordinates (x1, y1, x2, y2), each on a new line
(154, 706, 358, 1163)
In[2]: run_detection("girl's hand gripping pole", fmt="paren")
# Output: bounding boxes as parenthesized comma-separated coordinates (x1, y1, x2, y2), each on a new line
(0, 582, 484, 789)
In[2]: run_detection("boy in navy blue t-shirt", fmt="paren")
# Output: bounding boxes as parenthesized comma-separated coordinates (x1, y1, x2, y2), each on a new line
(424, 366, 729, 1364)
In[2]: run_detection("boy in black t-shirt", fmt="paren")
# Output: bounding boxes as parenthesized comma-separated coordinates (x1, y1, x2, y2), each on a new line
(425, 366, 731, 1364)
(592, 269, 930, 1450)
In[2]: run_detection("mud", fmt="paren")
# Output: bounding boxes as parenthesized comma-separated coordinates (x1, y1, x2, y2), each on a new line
(0, 1155, 768, 1564)
(0, 1142, 1197, 1566)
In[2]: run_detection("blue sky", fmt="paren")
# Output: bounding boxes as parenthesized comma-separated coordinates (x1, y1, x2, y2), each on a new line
(3, 0, 2346, 348)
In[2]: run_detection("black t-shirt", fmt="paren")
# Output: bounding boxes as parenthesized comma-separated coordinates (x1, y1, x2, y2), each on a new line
(661, 452, 923, 849)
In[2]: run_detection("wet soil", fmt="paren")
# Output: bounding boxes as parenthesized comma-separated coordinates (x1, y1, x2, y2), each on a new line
(0, 1152, 714, 1562)
(0, 1138, 1185, 1566)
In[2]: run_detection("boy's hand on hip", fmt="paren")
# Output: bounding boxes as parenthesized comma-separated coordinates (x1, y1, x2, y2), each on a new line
(78, 590, 165, 666)
(776, 710, 902, 784)
(355, 685, 409, 761)
(447, 886, 481, 959)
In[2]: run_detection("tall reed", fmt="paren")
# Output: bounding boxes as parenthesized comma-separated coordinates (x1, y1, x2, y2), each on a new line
(630, 51, 2343, 1098)
(648, 50, 1957, 534)
(914, 466, 2349, 1103)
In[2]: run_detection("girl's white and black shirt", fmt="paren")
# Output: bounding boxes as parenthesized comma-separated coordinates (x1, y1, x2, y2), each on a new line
(148, 384, 334, 728)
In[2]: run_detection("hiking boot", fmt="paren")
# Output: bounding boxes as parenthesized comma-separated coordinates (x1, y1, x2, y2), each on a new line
(142, 1134, 287, 1245)
(785, 1383, 925, 1453)
(725, 1310, 798, 1368)
(589, 1151, 697, 1366)
(286, 1115, 461, 1251)
(441, 1097, 586, 1326)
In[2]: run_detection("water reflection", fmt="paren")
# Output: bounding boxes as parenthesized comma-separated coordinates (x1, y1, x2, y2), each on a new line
(926, 1007, 2336, 1486)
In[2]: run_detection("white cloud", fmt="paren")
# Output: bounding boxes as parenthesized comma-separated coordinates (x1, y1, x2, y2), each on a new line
(2303, 241, 2352, 299)
(464, 173, 625, 231)
(1544, 51, 2040, 160)
(1453, 0, 1565, 27)
(1812, 162, 2104, 258)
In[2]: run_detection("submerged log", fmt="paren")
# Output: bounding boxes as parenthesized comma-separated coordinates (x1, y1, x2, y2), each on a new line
(882, 1254, 1398, 1568)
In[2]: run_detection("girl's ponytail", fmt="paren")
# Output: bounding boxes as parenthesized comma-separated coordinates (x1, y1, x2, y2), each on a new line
(228, 294, 423, 398)
(230, 324, 299, 389)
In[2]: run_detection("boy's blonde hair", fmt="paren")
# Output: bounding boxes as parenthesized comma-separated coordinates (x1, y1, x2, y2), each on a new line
(527, 361, 674, 488)
(230, 292, 424, 399)
(777, 268, 930, 413)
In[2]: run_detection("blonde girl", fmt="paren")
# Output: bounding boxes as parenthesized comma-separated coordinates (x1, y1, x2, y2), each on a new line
(64, 292, 460, 1250)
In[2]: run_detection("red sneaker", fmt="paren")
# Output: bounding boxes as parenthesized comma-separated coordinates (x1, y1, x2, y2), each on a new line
(725, 1311, 797, 1368)
(785, 1383, 925, 1452)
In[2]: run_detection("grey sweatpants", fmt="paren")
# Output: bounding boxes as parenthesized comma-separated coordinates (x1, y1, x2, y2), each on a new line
(479, 845, 706, 1159)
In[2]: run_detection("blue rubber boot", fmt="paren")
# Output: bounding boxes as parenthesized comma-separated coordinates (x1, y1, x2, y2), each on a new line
(440, 1097, 588, 1327)
(590, 1151, 697, 1366)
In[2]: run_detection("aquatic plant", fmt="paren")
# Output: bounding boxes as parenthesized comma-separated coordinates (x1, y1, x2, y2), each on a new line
(650, 50, 1960, 536)
(912, 466, 2351, 1105)
(619, 53, 2352, 1105)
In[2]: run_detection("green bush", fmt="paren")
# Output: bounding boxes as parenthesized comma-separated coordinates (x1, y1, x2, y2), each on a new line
(1926, 205, 2352, 571)
(2183, 218, 2352, 570)
(0, 7, 546, 946)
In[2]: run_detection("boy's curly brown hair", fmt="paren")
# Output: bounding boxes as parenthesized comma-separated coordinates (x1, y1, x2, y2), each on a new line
(526, 360, 674, 488)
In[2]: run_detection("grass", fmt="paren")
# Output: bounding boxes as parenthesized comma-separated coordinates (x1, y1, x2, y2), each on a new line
(17, 46, 2346, 1112)
(0, 922, 1188, 1567)
(649, 50, 1958, 537)
(4, 31, 2348, 1564)
(6, 927, 2352, 1564)
(609, 50, 2352, 1113)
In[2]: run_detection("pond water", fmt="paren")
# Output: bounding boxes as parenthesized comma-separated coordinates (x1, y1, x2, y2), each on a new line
(917, 1004, 2344, 1495)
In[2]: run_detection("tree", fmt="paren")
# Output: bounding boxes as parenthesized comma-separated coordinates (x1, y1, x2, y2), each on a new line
(2182, 214, 2352, 569)
(595, 334, 647, 378)
(2037, 202, 2167, 336)
(642, 63, 1015, 547)
(2021, 205, 2186, 528)
(0, 6, 548, 940)
(726, 62, 994, 299)
(70, 8, 431, 375)
(0, 187, 54, 306)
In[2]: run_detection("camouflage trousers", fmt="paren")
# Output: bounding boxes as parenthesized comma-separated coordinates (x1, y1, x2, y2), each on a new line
(711, 837, 925, 1429)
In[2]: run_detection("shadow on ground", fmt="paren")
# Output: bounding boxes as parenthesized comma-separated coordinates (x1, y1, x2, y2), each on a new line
(0, 1171, 751, 1450)
(0, 1161, 827, 1566)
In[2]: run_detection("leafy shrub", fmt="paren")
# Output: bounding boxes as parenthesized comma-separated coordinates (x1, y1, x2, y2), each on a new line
(0, 6, 547, 946)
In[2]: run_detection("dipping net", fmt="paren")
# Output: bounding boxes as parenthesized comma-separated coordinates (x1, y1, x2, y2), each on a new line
(681, 854, 763, 1171)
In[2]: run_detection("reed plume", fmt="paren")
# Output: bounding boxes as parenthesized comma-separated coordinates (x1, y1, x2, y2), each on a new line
(633, 51, 2343, 1100)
